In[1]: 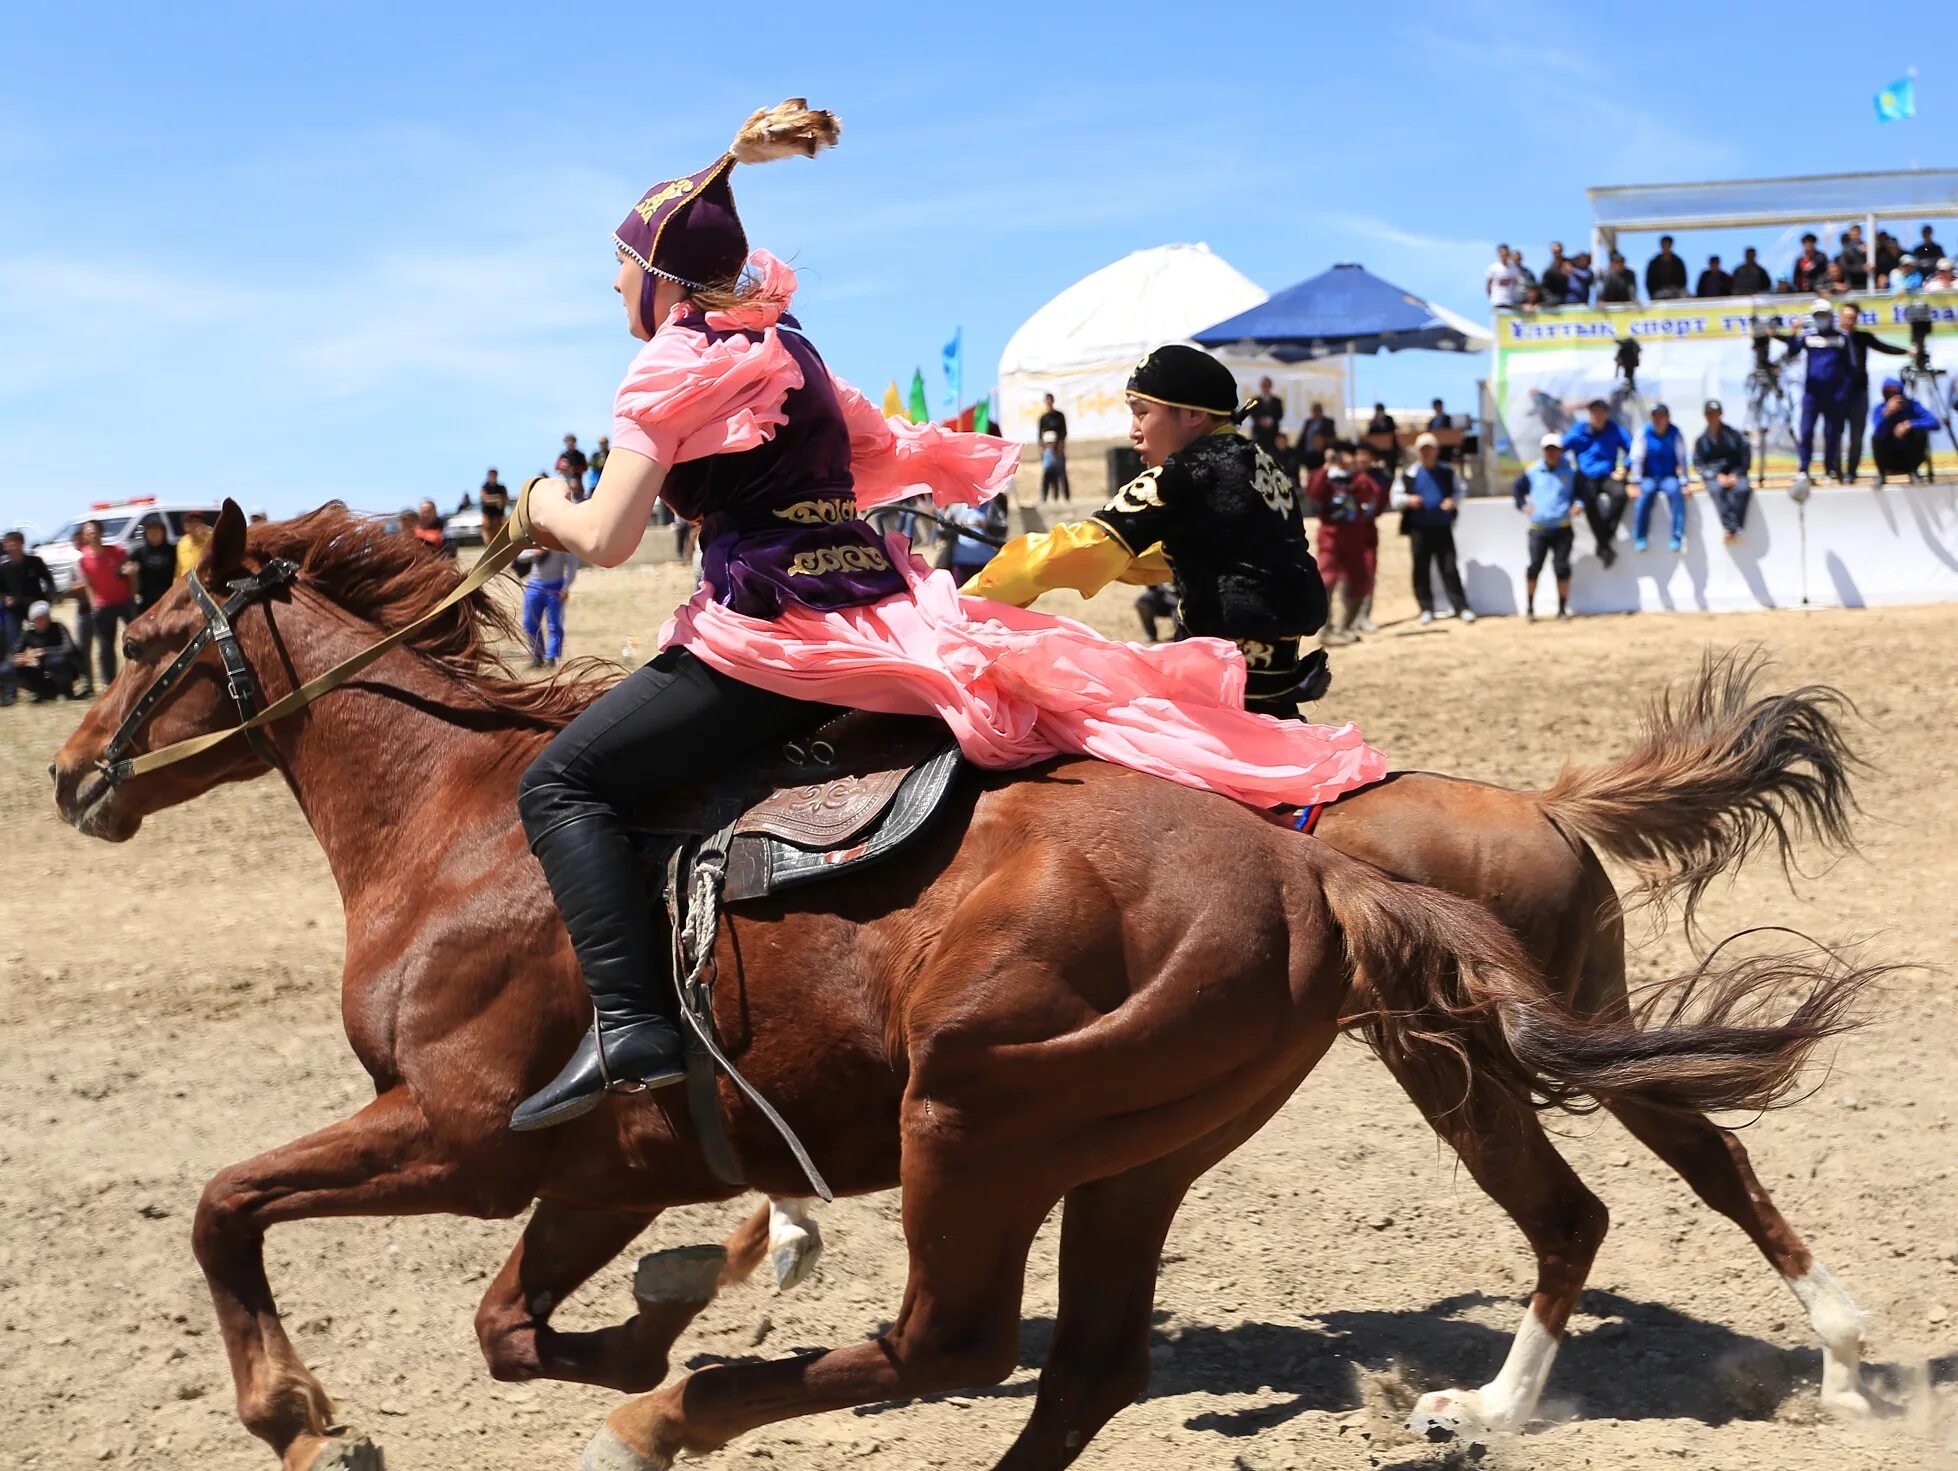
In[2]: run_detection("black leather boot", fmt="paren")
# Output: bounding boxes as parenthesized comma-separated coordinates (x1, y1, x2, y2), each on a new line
(511, 815, 686, 1132)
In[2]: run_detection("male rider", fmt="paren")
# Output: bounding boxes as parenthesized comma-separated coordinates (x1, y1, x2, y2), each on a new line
(966, 343, 1331, 716)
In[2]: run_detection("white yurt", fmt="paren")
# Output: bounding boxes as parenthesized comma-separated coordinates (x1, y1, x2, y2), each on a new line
(996, 243, 1344, 443)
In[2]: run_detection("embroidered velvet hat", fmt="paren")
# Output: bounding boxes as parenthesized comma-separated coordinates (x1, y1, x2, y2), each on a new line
(1126, 344, 1240, 419)
(614, 99, 841, 292)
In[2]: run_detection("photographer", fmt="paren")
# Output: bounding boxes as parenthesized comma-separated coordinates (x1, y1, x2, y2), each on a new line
(1836, 302, 1908, 483)
(9, 601, 81, 702)
(1870, 377, 1938, 484)
(1693, 399, 1754, 542)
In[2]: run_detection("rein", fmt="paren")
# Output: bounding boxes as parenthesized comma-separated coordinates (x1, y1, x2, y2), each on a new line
(98, 511, 532, 786)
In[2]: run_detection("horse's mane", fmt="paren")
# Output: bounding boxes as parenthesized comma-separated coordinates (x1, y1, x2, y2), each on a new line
(247, 505, 613, 728)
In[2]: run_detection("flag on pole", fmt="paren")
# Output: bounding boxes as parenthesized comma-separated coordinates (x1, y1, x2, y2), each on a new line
(974, 396, 991, 434)
(882, 380, 905, 419)
(907, 368, 928, 424)
(942, 328, 963, 410)
(1875, 76, 1916, 123)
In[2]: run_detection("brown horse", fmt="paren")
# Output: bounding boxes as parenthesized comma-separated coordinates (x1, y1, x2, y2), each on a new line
(50, 502, 1879, 1470)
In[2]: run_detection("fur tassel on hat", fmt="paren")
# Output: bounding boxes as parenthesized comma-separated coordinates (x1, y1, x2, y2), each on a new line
(729, 98, 842, 164)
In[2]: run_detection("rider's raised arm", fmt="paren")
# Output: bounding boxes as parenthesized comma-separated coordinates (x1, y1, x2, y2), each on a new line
(962, 464, 1177, 607)
(525, 450, 669, 568)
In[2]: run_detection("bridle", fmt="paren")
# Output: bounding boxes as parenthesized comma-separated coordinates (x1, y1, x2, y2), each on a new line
(93, 503, 531, 788)
(97, 558, 300, 784)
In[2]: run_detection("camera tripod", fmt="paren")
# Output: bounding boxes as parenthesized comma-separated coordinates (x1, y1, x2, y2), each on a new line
(1744, 361, 1795, 472)
(1899, 351, 1958, 482)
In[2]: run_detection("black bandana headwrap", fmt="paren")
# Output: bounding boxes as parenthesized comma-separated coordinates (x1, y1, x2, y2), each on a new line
(1126, 344, 1240, 419)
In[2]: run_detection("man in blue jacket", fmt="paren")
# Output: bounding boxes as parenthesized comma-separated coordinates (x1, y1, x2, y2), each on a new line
(1561, 399, 1633, 566)
(1513, 433, 1578, 621)
(1781, 302, 1854, 482)
(1870, 377, 1940, 484)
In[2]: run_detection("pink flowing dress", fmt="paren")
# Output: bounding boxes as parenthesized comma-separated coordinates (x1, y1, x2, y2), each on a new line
(614, 252, 1388, 811)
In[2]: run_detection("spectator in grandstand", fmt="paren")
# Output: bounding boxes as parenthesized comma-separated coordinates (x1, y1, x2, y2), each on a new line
(1892, 256, 1927, 293)
(1484, 244, 1523, 308)
(1599, 252, 1637, 303)
(1871, 377, 1938, 484)
(1562, 399, 1632, 567)
(1730, 246, 1772, 295)
(1519, 284, 1545, 313)
(1645, 236, 1688, 300)
(1915, 225, 1946, 272)
(1875, 230, 1903, 287)
(1393, 433, 1474, 626)
(1774, 276, 1797, 295)
(1428, 398, 1457, 464)
(1838, 301, 1910, 484)
(1564, 251, 1595, 305)
(1838, 226, 1869, 290)
(1931, 258, 1958, 290)
(1513, 433, 1577, 622)
(1693, 399, 1753, 543)
(1037, 393, 1069, 502)
(1512, 249, 1538, 294)
(1245, 376, 1285, 452)
(1696, 255, 1732, 298)
(1540, 243, 1570, 305)
(1792, 233, 1828, 295)
(1631, 403, 1690, 554)
(1820, 261, 1851, 297)
(125, 519, 177, 611)
(8, 601, 82, 702)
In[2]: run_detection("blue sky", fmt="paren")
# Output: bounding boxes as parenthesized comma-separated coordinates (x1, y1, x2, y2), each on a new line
(0, 2, 1940, 535)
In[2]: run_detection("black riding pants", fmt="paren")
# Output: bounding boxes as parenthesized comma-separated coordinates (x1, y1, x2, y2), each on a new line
(519, 646, 831, 848)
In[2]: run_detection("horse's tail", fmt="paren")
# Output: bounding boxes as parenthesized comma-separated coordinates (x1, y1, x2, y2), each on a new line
(1537, 648, 1861, 934)
(1317, 851, 1880, 1116)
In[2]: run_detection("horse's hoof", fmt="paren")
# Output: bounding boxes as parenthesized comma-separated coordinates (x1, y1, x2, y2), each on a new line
(634, 1244, 728, 1307)
(582, 1424, 668, 1471)
(1821, 1384, 1874, 1418)
(769, 1217, 824, 1293)
(1406, 1388, 1484, 1441)
(296, 1431, 385, 1471)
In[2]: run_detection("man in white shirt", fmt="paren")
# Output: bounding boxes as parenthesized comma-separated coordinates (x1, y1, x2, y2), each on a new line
(1485, 245, 1523, 309)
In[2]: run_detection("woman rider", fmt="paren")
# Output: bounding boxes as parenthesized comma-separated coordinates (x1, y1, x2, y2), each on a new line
(509, 100, 1387, 1131)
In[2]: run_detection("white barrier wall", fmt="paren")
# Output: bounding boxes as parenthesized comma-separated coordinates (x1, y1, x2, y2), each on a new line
(1450, 484, 1958, 615)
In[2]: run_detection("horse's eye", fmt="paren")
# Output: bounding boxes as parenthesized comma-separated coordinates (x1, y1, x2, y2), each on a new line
(122, 639, 139, 663)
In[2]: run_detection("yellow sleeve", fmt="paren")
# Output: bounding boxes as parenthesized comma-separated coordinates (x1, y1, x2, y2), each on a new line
(960, 518, 1140, 607)
(175, 539, 199, 577)
(1116, 543, 1173, 585)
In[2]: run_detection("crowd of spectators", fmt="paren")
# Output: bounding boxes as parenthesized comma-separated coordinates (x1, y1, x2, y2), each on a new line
(0, 512, 216, 706)
(1486, 224, 1958, 311)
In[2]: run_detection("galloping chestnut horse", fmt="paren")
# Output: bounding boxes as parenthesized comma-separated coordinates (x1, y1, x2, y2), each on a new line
(52, 502, 1879, 1471)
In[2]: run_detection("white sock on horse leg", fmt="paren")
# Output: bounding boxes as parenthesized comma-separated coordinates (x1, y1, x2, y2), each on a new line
(767, 1197, 824, 1293)
(1784, 1262, 1870, 1414)
(1408, 1305, 1560, 1436)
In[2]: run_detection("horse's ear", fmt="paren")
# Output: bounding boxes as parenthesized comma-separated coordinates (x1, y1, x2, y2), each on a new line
(204, 499, 249, 582)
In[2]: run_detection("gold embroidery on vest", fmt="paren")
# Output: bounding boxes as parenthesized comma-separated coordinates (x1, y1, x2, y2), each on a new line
(633, 177, 696, 223)
(786, 544, 892, 577)
(1236, 638, 1277, 670)
(1251, 445, 1298, 515)
(772, 498, 860, 526)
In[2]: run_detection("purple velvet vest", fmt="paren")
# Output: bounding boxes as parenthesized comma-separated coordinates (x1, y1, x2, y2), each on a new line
(662, 313, 906, 618)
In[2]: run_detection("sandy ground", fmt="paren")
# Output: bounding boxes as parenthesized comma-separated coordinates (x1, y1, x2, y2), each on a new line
(3, 506, 1957, 1471)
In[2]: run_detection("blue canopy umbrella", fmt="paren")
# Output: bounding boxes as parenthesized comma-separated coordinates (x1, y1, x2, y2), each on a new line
(1192, 262, 1490, 422)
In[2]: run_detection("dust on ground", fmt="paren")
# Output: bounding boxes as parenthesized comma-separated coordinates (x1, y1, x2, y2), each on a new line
(3, 512, 1956, 1469)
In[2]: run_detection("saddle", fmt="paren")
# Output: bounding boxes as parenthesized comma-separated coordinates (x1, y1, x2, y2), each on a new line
(624, 710, 964, 901)
(623, 712, 965, 1204)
